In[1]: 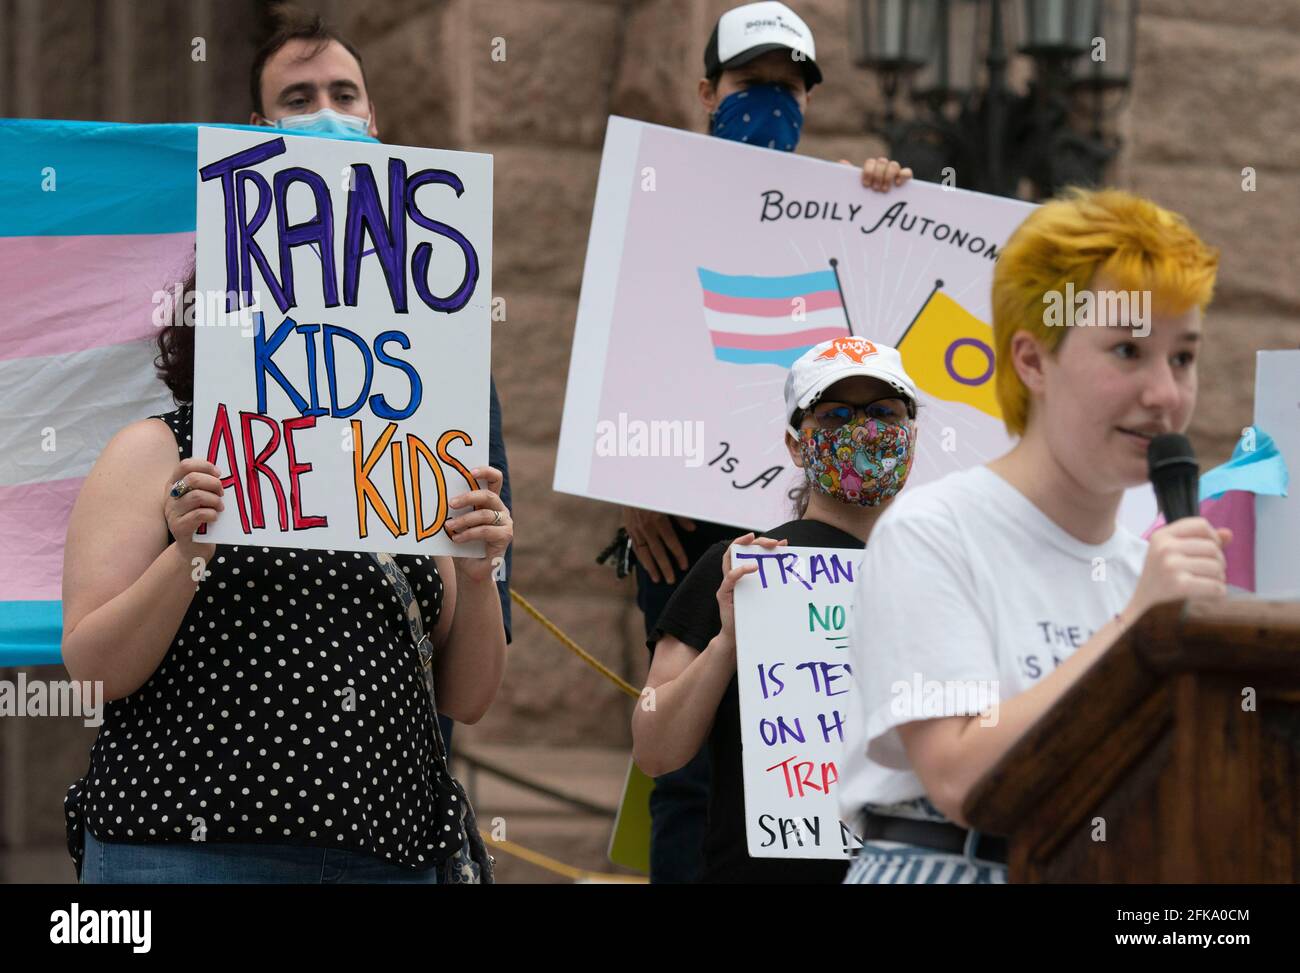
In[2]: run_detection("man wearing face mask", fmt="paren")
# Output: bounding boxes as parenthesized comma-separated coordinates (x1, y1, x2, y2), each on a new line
(614, 1, 912, 884)
(632, 335, 920, 884)
(247, 11, 515, 747)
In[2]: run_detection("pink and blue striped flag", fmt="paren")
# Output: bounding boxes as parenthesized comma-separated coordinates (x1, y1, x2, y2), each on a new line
(0, 117, 328, 666)
(698, 267, 850, 368)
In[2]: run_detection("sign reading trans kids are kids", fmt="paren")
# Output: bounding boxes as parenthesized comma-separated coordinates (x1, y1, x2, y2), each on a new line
(555, 117, 1038, 530)
(732, 544, 865, 859)
(192, 127, 492, 556)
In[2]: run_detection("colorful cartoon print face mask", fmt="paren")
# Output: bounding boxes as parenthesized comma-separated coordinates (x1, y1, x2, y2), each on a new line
(797, 413, 914, 506)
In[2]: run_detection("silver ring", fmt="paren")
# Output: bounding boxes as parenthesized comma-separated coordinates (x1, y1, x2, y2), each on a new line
(169, 477, 192, 499)
(492, 509, 502, 526)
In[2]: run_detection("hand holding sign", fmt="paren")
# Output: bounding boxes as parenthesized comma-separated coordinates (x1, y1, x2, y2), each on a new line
(842, 156, 913, 191)
(447, 465, 513, 582)
(165, 458, 225, 563)
(718, 532, 788, 658)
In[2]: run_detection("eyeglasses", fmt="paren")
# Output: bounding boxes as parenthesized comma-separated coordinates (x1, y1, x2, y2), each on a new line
(809, 397, 912, 429)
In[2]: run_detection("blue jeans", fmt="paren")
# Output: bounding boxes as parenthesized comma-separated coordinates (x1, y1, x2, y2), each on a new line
(81, 829, 440, 884)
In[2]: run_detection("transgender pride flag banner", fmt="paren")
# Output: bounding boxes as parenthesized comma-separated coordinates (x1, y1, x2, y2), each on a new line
(698, 266, 849, 368)
(0, 117, 331, 666)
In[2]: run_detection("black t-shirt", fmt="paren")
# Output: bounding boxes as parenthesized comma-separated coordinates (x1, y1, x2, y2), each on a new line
(648, 518, 863, 884)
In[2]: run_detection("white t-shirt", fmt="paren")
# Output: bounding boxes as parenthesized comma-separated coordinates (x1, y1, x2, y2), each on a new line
(838, 464, 1148, 818)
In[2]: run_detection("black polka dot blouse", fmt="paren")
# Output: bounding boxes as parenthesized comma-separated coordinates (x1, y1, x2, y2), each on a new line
(64, 405, 464, 875)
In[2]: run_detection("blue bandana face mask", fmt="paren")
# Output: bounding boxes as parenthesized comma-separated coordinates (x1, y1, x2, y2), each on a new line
(709, 84, 802, 152)
(271, 107, 378, 142)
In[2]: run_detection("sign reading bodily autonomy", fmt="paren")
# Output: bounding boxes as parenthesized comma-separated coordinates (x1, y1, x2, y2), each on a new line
(555, 117, 1041, 528)
(732, 544, 865, 859)
(193, 128, 492, 555)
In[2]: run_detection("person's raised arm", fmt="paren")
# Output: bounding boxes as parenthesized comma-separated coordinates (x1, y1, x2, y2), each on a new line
(899, 516, 1231, 827)
(61, 420, 225, 701)
(632, 533, 784, 776)
(428, 465, 511, 724)
(632, 634, 729, 778)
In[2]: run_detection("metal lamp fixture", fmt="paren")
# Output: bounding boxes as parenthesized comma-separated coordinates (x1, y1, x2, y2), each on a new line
(1021, 0, 1097, 56)
(849, 0, 941, 119)
(849, 0, 1138, 199)
(909, 0, 978, 104)
(849, 0, 937, 70)
(1071, 0, 1137, 91)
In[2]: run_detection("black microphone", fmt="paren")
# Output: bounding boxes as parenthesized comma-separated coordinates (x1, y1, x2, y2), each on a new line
(1147, 433, 1200, 522)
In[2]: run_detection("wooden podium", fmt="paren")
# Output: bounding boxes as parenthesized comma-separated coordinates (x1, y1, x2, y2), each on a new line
(963, 598, 1300, 882)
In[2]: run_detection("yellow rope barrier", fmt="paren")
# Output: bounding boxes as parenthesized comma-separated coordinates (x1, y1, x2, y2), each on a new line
(509, 589, 641, 700)
(495, 591, 648, 883)
(486, 836, 646, 883)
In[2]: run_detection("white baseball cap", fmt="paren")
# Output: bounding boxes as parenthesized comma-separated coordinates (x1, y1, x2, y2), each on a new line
(784, 335, 919, 434)
(705, 2, 823, 89)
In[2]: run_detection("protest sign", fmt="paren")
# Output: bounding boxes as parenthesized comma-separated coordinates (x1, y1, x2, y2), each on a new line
(607, 759, 653, 875)
(192, 127, 492, 555)
(732, 543, 865, 859)
(555, 117, 1158, 534)
(1254, 350, 1299, 599)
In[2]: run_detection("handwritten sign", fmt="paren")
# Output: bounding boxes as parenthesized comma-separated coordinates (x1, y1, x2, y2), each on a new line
(732, 543, 864, 859)
(192, 127, 492, 555)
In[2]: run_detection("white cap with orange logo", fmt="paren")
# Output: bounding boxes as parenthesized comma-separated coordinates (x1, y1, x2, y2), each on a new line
(784, 335, 919, 434)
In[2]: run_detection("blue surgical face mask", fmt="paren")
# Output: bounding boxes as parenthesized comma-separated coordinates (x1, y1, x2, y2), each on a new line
(709, 84, 803, 152)
(271, 107, 377, 142)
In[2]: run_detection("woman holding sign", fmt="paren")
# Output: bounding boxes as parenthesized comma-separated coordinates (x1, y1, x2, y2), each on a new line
(837, 188, 1225, 883)
(633, 335, 921, 883)
(59, 278, 512, 883)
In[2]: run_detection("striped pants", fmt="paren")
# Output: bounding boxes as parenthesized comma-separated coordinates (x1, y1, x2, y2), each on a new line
(844, 841, 1008, 884)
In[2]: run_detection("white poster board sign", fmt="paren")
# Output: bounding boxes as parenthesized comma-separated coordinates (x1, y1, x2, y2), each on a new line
(192, 128, 492, 555)
(733, 543, 865, 859)
(1254, 350, 1300, 599)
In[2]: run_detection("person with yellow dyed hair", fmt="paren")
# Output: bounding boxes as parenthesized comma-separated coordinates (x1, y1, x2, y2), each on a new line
(837, 188, 1231, 884)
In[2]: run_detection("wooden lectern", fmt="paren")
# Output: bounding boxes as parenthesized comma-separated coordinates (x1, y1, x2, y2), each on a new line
(963, 599, 1300, 882)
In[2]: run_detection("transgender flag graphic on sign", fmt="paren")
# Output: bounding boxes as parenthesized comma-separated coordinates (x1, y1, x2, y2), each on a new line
(698, 267, 850, 369)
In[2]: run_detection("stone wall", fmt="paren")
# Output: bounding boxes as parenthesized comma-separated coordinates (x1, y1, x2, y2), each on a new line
(1124, 0, 1300, 461)
(0, 3, 1296, 853)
